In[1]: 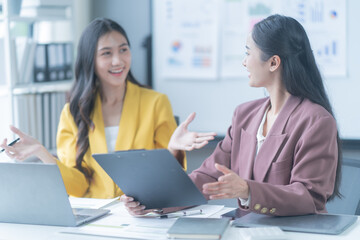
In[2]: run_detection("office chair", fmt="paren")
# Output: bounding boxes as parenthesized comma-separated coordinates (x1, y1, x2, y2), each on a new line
(326, 157, 360, 215)
(174, 115, 180, 126)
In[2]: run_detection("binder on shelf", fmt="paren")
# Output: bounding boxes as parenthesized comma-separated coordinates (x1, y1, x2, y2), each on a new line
(10, 39, 20, 85)
(42, 92, 51, 149)
(13, 95, 22, 134)
(34, 44, 48, 82)
(50, 92, 58, 150)
(14, 95, 30, 135)
(56, 44, 66, 80)
(14, 37, 27, 84)
(35, 93, 44, 145)
(56, 92, 66, 127)
(64, 43, 73, 79)
(47, 44, 58, 81)
(27, 94, 37, 138)
(22, 40, 37, 84)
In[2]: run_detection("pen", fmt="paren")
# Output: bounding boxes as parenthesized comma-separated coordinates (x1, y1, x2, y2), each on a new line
(182, 209, 203, 216)
(0, 138, 20, 153)
(158, 209, 203, 218)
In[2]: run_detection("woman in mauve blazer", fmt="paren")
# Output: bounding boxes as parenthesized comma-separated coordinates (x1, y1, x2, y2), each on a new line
(190, 15, 342, 216)
(123, 14, 342, 217)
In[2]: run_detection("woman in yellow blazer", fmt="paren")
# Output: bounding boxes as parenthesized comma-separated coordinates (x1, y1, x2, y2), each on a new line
(1, 18, 215, 198)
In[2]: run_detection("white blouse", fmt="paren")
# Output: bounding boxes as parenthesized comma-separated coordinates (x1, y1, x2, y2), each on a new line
(105, 126, 119, 152)
(240, 106, 270, 207)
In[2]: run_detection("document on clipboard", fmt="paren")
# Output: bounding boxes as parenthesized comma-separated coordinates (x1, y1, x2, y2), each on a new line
(93, 149, 207, 209)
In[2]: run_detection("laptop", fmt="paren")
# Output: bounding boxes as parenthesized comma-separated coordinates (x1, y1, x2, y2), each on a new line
(0, 162, 110, 227)
(233, 212, 357, 235)
(93, 149, 207, 209)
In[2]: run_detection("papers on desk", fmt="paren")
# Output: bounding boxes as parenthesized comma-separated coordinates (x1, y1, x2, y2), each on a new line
(147, 204, 225, 219)
(60, 203, 226, 240)
(69, 196, 119, 209)
(63, 214, 175, 239)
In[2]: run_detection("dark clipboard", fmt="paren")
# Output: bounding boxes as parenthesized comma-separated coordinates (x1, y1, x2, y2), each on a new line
(93, 149, 207, 209)
(232, 212, 357, 235)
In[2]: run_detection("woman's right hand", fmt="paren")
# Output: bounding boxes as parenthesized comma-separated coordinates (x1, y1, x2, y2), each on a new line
(120, 194, 153, 216)
(168, 112, 217, 152)
(0, 125, 55, 163)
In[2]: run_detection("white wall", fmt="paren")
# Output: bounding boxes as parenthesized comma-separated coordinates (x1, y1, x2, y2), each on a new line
(153, 0, 360, 139)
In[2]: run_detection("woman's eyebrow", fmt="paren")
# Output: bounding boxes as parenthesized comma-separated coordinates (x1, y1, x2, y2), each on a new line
(98, 43, 129, 51)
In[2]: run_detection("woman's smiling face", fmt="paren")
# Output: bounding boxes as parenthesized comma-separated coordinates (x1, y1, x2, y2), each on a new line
(95, 31, 132, 88)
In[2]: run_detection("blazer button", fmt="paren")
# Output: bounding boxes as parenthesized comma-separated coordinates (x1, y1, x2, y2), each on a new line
(254, 204, 261, 210)
(270, 208, 276, 214)
(260, 207, 268, 214)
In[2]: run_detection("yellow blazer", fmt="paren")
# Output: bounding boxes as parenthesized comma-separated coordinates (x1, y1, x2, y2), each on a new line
(55, 81, 185, 198)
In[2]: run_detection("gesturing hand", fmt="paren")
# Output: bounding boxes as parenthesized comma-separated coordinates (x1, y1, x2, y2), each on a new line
(0, 125, 55, 163)
(202, 163, 249, 200)
(168, 112, 216, 151)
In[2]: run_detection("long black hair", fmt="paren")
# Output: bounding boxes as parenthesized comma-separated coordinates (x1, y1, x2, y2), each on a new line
(252, 14, 342, 200)
(69, 18, 142, 178)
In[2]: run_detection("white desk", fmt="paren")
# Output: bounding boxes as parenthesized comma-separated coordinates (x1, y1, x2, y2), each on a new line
(1, 202, 359, 240)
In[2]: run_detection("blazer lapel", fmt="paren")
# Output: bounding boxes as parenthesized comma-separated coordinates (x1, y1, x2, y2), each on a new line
(238, 98, 271, 180)
(254, 95, 302, 182)
(115, 81, 140, 150)
(89, 94, 108, 154)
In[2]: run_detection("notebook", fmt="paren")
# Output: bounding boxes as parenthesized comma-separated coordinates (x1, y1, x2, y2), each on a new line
(0, 162, 110, 227)
(233, 212, 357, 235)
(167, 217, 230, 239)
(93, 149, 207, 209)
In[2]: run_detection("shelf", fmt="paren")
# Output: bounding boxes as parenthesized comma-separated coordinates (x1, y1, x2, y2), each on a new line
(12, 80, 73, 95)
(9, 15, 71, 23)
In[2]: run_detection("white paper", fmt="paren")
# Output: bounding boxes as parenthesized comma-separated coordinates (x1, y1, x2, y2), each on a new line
(60, 204, 226, 239)
(69, 197, 119, 209)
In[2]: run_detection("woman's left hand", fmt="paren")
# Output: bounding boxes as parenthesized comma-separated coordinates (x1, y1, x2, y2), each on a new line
(120, 194, 153, 216)
(168, 112, 217, 152)
(202, 163, 249, 200)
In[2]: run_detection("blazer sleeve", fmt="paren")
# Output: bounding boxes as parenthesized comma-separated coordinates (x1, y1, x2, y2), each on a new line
(246, 115, 338, 216)
(153, 94, 187, 170)
(55, 104, 90, 197)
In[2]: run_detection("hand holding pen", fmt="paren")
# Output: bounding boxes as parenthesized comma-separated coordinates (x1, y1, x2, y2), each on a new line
(0, 125, 55, 163)
(0, 137, 20, 153)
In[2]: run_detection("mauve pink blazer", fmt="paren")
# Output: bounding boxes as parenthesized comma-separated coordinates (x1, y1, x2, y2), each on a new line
(189, 95, 338, 216)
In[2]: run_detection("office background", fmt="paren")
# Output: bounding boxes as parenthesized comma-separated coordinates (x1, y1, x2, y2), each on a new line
(90, 1, 360, 140)
(94, 0, 360, 140)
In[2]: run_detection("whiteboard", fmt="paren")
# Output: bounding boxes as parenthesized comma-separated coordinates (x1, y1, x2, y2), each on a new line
(153, 0, 360, 139)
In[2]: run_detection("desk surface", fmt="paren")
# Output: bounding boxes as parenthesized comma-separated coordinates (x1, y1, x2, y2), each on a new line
(1, 202, 359, 240)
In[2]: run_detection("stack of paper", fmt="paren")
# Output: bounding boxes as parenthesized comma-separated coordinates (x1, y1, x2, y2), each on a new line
(167, 217, 230, 239)
(60, 203, 227, 240)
